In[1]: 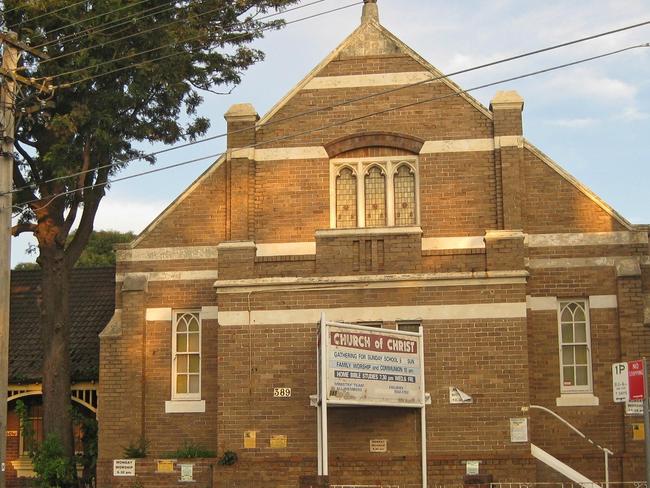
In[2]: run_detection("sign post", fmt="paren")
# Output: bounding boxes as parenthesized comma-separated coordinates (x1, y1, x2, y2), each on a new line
(316, 315, 427, 487)
(613, 359, 649, 485)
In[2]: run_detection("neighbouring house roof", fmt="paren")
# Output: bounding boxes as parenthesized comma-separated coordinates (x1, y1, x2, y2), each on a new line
(9, 266, 115, 384)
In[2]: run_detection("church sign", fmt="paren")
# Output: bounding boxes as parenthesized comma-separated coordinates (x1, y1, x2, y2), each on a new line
(323, 322, 424, 407)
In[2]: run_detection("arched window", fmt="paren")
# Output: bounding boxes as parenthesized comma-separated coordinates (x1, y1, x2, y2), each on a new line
(364, 166, 386, 227)
(393, 164, 416, 226)
(173, 311, 201, 399)
(558, 300, 591, 392)
(336, 167, 357, 228)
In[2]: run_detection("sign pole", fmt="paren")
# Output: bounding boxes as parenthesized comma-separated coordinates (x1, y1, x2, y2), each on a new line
(320, 313, 329, 477)
(316, 315, 322, 476)
(643, 358, 650, 483)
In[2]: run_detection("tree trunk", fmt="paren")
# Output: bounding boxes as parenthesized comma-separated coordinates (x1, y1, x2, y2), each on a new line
(37, 221, 75, 463)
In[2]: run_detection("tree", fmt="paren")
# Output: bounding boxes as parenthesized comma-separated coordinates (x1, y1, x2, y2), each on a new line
(4, 0, 300, 478)
(73, 230, 135, 267)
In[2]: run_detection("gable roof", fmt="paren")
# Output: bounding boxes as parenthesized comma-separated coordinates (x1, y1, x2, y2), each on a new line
(9, 267, 115, 383)
(258, 18, 492, 126)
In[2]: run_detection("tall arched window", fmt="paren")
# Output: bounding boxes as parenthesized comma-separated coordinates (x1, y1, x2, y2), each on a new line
(336, 167, 357, 228)
(173, 311, 201, 399)
(364, 166, 386, 227)
(394, 164, 416, 226)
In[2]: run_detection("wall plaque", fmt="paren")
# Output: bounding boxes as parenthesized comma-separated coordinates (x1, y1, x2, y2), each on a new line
(113, 459, 135, 476)
(369, 439, 387, 452)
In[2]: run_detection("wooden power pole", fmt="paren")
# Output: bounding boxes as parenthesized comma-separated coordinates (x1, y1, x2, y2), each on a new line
(0, 31, 50, 488)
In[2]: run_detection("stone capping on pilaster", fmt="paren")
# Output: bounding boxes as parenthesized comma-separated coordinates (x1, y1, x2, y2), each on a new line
(216, 240, 257, 250)
(223, 103, 259, 123)
(316, 226, 422, 238)
(490, 90, 524, 111)
(121, 273, 148, 292)
(484, 229, 525, 241)
(494, 135, 524, 149)
(615, 257, 642, 277)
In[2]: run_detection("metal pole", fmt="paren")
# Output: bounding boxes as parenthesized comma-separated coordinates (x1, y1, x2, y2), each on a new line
(317, 314, 322, 476)
(320, 313, 329, 477)
(420, 406, 427, 488)
(643, 358, 650, 486)
(604, 449, 609, 488)
(0, 31, 18, 488)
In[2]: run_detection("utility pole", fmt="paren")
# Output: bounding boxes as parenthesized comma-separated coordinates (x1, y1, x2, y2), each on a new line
(0, 31, 19, 488)
(0, 31, 50, 488)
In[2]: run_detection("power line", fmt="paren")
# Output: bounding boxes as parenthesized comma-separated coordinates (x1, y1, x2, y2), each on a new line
(32, 0, 166, 44)
(35, 0, 328, 68)
(42, 1, 361, 83)
(53, 14, 650, 89)
(31, 1, 182, 51)
(10, 41, 648, 209)
(8, 18, 645, 193)
(3, 0, 89, 28)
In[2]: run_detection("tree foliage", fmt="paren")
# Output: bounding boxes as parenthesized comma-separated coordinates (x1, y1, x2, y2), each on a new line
(73, 230, 135, 267)
(3, 0, 300, 464)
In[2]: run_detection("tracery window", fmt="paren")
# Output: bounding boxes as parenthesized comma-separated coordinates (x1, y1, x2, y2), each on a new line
(172, 311, 201, 400)
(558, 300, 592, 393)
(331, 157, 418, 229)
(336, 167, 357, 228)
(364, 166, 386, 227)
(393, 164, 416, 226)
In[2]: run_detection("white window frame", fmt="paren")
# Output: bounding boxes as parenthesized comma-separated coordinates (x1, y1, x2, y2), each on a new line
(171, 310, 202, 401)
(330, 156, 420, 229)
(557, 299, 593, 394)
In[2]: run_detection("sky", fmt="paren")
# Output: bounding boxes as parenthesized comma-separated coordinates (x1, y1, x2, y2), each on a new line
(10, 0, 650, 266)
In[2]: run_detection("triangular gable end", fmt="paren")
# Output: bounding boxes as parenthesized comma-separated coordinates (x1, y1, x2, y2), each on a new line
(523, 140, 634, 230)
(258, 19, 492, 126)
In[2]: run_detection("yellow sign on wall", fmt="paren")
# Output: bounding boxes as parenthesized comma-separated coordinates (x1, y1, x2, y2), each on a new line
(156, 460, 174, 473)
(244, 430, 257, 449)
(633, 423, 645, 441)
(270, 435, 287, 449)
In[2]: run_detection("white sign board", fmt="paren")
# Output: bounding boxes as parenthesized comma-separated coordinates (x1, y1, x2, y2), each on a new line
(466, 461, 480, 475)
(179, 464, 193, 481)
(324, 323, 423, 407)
(113, 459, 136, 476)
(626, 400, 643, 416)
(510, 418, 528, 443)
(613, 362, 629, 403)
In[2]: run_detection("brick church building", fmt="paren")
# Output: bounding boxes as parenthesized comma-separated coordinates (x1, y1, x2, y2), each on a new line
(97, 1, 650, 486)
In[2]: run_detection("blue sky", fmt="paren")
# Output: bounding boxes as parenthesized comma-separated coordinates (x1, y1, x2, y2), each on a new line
(11, 0, 650, 266)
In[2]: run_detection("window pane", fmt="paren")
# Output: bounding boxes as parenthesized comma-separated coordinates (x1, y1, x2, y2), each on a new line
(188, 316, 199, 332)
(189, 375, 200, 394)
(394, 165, 416, 226)
(176, 375, 187, 394)
(188, 333, 199, 352)
(562, 346, 574, 365)
(189, 354, 200, 373)
(177, 334, 187, 353)
(576, 366, 588, 385)
(364, 166, 386, 227)
(336, 168, 357, 229)
(563, 367, 575, 386)
(575, 345, 588, 365)
(561, 307, 573, 323)
(575, 323, 587, 343)
(561, 324, 573, 343)
(177, 354, 188, 373)
(574, 305, 585, 322)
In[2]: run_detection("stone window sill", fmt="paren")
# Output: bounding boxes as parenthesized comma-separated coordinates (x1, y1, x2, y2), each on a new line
(555, 393, 599, 407)
(165, 400, 205, 414)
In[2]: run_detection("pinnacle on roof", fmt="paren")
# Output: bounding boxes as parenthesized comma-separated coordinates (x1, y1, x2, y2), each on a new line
(361, 0, 379, 24)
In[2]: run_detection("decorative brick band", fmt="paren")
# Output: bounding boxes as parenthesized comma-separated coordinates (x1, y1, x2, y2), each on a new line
(218, 302, 527, 326)
(325, 131, 424, 157)
(304, 71, 435, 90)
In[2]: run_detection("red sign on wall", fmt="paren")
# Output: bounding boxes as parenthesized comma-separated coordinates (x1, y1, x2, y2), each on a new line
(628, 360, 646, 400)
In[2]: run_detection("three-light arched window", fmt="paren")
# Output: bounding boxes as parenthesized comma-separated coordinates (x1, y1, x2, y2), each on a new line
(333, 158, 418, 229)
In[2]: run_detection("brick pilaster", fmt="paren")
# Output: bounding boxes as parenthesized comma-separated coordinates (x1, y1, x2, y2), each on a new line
(217, 241, 257, 280)
(97, 275, 148, 487)
(225, 103, 258, 241)
(484, 230, 525, 272)
(490, 91, 524, 229)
